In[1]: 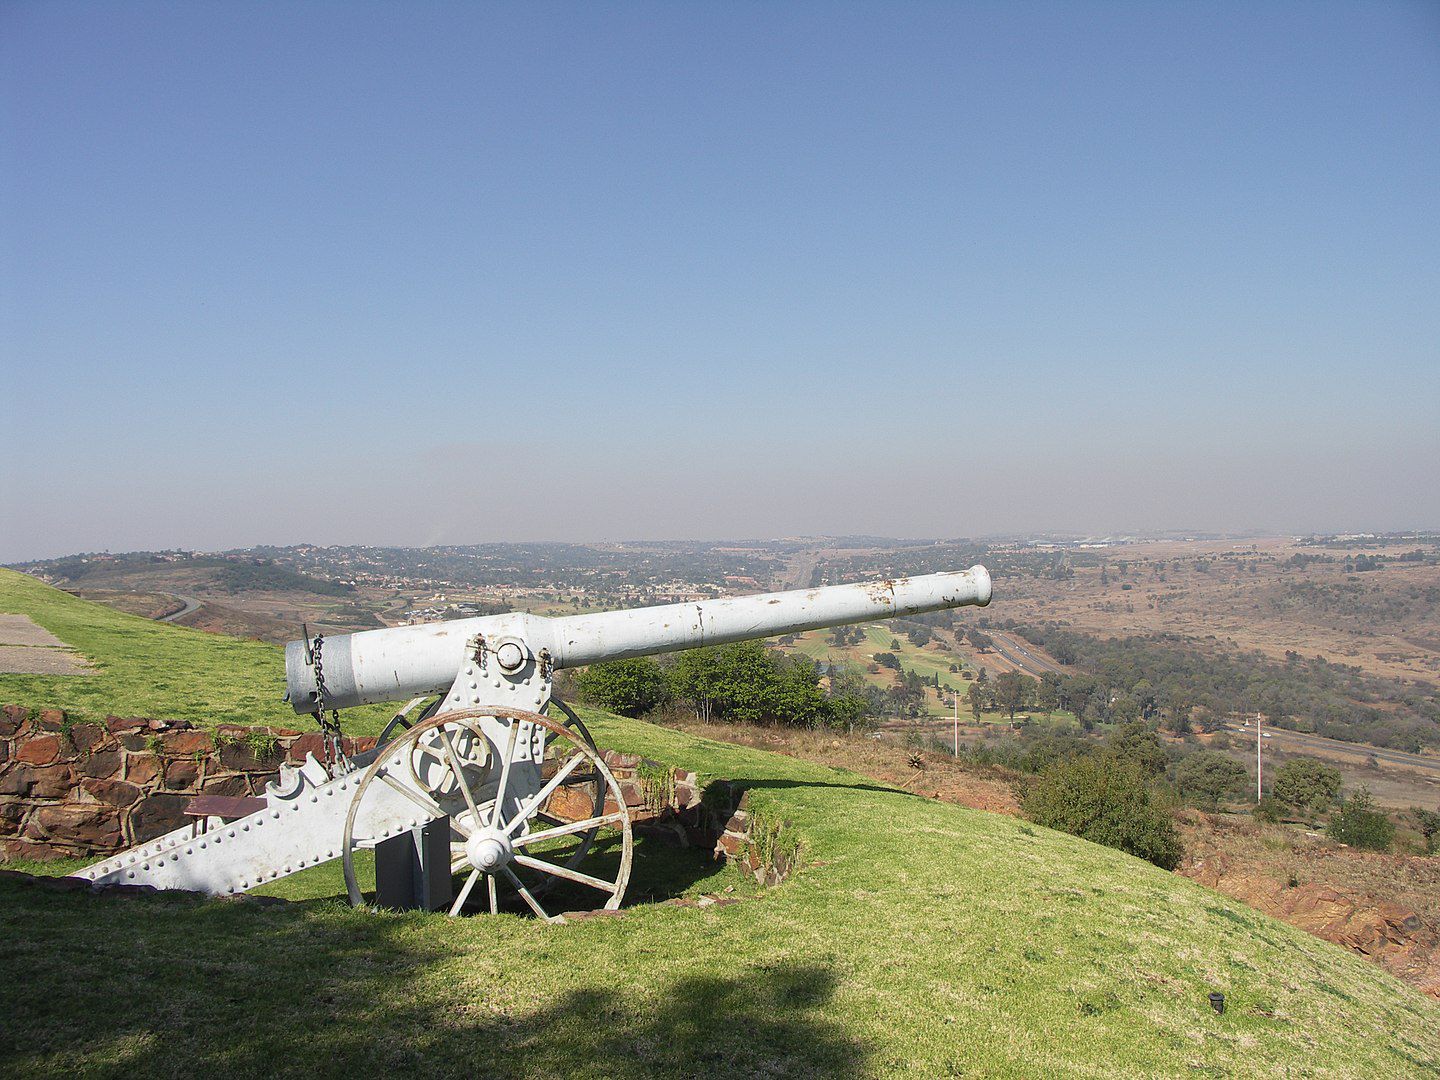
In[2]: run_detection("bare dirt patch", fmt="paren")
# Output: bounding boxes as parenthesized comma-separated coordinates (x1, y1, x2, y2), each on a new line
(0, 614, 71, 649)
(0, 614, 93, 674)
(0, 646, 91, 675)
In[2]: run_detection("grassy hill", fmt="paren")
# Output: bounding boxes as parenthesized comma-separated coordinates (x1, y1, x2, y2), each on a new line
(0, 569, 390, 731)
(2, 573, 1439, 1076)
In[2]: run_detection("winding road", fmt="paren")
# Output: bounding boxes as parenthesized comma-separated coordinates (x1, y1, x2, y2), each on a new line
(159, 594, 203, 622)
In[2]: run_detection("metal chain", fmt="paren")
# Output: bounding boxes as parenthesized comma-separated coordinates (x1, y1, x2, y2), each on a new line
(309, 633, 348, 771)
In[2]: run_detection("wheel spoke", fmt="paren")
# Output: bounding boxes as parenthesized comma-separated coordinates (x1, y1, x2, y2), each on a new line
(488, 719, 521, 830)
(449, 869, 481, 916)
(376, 771, 470, 838)
(502, 866, 554, 922)
(505, 751, 587, 836)
(488, 872, 498, 914)
(512, 812, 628, 848)
(438, 726, 483, 824)
(513, 853, 617, 894)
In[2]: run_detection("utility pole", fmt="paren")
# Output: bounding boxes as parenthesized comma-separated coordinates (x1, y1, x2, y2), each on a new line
(1256, 714, 1263, 801)
(953, 690, 960, 758)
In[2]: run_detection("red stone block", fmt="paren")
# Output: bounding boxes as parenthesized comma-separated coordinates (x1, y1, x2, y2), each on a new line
(0, 765, 29, 797)
(544, 785, 597, 823)
(82, 778, 143, 807)
(36, 709, 67, 731)
(125, 755, 161, 787)
(77, 750, 122, 779)
(106, 716, 148, 735)
(287, 733, 325, 762)
(163, 758, 200, 790)
(30, 765, 76, 799)
(0, 799, 28, 831)
(161, 730, 213, 756)
(128, 793, 190, 843)
(68, 724, 112, 753)
(15, 735, 61, 766)
(200, 774, 252, 798)
(716, 832, 747, 858)
(31, 802, 123, 848)
(0, 705, 27, 738)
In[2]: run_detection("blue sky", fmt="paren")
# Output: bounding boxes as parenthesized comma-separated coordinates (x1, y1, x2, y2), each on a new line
(3, 2, 1437, 560)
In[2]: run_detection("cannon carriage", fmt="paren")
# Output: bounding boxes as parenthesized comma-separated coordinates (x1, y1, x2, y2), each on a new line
(79, 567, 992, 918)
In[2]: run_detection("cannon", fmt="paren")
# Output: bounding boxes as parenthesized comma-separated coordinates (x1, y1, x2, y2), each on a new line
(79, 567, 992, 919)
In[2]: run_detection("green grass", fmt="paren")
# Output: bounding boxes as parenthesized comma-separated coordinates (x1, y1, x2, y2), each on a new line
(0, 569, 391, 732)
(3, 576, 1439, 1076)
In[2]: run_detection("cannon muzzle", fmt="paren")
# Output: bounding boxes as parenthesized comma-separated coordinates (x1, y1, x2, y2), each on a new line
(285, 566, 991, 712)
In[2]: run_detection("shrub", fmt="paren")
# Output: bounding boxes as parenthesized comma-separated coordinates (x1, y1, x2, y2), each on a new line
(1022, 753, 1182, 870)
(1326, 788, 1395, 852)
(575, 657, 671, 717)
(1414, 808, 1440, 854)
(1253, 795, 1285, 823)
(1174, 751, 1249, 809)
(1272, 757, 1343, 819)
(1107, 720, 1167, 777)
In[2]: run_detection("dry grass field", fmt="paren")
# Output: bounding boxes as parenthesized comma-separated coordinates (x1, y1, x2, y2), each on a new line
(993, 537, 1440, 689)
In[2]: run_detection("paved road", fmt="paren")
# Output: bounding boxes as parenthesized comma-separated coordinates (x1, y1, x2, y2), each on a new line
(1224, 722, 1440, 775)
(159, 594, 202, 622)
(986, 632, 1067, 678)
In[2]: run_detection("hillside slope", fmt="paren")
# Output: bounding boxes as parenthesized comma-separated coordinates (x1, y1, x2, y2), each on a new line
(0, 569, 389, 731)
(2, 575, 1438, 1075)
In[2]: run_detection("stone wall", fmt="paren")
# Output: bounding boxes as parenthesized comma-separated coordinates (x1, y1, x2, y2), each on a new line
(0, 705, 375, 861)
(0, 707, 763, 871)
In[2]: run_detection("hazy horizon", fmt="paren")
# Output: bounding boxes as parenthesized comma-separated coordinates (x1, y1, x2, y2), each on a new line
(4, 4, 1438, 564)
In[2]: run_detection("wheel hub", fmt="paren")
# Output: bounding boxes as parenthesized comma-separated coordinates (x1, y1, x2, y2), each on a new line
(465, 830, 513, 872)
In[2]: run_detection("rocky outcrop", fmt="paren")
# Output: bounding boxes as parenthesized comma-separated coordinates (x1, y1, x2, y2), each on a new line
(1182, 847, 1440, 998)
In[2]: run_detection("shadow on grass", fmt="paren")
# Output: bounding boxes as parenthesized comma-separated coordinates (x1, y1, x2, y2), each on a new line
(0, 880, 870, 1077)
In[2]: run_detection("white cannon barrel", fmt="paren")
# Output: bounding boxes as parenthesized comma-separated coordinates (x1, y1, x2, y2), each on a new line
(285, 566, 991, 712)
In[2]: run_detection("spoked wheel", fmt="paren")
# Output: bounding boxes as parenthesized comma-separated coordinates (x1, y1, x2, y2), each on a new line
(342, 707, 632, 921)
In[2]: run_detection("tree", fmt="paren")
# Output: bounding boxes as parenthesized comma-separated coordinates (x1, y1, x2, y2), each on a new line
(1326, 788, 1394, 852)
(1107, 720, 1167, 777)
(1036, 672, 1061, 718)
(668, 641, 830, 727)
(967, 682, 983, 722)
(575, 657, 671, 718)
(827, 669, 873, 733)
(1272, 758, 1342, 819)
(1022, 754, 1182, 870)
(1175, 752, 1249, 809)
(993, 671, 1030, 721)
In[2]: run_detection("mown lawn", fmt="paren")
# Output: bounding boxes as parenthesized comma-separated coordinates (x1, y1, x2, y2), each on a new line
(3, 704, 1438, 1076)
(0, 569, 391, 732)
(3, 571, 1439, 1076)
